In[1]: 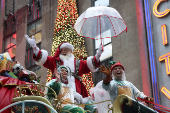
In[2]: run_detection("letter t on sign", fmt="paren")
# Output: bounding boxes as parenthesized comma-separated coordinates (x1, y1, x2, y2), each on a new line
(159, 52, 170, 75)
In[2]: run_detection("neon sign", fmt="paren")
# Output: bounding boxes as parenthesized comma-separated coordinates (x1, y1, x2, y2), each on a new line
(161, 24, 168, 45)
(145, 0, 159, 104)
(152, 0, 170, 101)
(161, 87, 170, 99)
(153, 0, 170, 17)
(159, 52, 170, 75)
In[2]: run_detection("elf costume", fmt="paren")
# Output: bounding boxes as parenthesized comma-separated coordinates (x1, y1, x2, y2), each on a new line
(101, 62, 146, 101)
(46, 66, 96, 113)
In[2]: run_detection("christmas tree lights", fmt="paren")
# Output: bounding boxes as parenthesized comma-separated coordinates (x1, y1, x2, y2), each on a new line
(47, 0, 94, 94)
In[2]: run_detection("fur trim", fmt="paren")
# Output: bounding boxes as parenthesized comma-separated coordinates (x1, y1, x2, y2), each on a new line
(87, 56, 98, 72)
(35, 49, 48, 65)
(60, 43, 74, 51)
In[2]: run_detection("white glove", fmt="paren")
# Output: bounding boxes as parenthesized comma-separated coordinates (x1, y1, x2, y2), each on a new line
(73, 91, 91, 104)
(81, 96, 91, 104)
(95, 44, 104, 62)
(25, 35, 39, 56)
(73, 92, 82, 104)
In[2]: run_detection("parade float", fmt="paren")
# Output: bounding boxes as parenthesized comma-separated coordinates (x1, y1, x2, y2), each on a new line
(0, 0, 170, 112)
(0, 52, 165, 113)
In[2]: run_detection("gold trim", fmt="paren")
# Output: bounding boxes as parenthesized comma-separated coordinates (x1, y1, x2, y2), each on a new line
(113, 94, 133, 113)
(0, 80, 18, 87)
(12, 96, 52, 113)
(13, 84, 135, 112)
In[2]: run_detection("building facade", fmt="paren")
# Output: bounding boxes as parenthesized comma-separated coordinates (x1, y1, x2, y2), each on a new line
(0, 0, 169, 107)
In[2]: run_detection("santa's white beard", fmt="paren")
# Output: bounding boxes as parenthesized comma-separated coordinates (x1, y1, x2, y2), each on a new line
(60, 52, 71, 60)
(59, 52, 75, 73)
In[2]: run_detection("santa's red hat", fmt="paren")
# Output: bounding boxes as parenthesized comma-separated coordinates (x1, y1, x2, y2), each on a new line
(111, 62, 124, 71)
(60, 42, 74, 51)
(53, 42, 74, 58)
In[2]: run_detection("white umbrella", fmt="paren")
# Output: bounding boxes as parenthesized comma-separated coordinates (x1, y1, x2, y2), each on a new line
(74, 6, 127, 40)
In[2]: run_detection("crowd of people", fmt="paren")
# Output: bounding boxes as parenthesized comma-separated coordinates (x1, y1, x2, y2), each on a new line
(25, 35, 154, 112)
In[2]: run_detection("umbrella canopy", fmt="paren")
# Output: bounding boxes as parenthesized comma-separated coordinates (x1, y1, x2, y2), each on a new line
(74, 6, 127, 40)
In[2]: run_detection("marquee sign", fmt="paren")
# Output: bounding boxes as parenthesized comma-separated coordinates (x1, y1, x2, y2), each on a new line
(153, 0, 170, 100)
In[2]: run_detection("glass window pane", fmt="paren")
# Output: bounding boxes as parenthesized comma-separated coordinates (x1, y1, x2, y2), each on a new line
(95, 0, 109, 7)
(96, 43, 112, 61)
(95, 39, 101, 49)
(34, 32, 42, 44)
(95, 38, 111, 49)
(35, 19, 42, 32)
(104, 38, 111, 45)
(11, 34, 16, 45)
(28, 23, 36, 36)
(5, 45, 16, 58)
(4, 37, 10, 49)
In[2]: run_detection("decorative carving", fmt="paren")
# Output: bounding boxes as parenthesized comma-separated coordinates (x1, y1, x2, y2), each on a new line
(13, 84, 115, 112)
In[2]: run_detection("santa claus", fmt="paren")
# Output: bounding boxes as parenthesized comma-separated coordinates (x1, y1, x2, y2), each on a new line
(25, 35, 103, 97)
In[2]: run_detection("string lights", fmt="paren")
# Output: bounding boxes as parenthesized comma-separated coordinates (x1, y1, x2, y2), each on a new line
(47, 0, 94, 94)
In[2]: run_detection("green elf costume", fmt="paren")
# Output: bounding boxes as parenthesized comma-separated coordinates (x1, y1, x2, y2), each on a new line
(46, 65, 97, 113)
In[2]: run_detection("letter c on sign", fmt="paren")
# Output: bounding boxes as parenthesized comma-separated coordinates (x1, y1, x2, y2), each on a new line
(153, 0, 170, 17)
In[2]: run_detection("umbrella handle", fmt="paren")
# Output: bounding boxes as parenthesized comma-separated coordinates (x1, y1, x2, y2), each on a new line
(101, 40, 103, 51)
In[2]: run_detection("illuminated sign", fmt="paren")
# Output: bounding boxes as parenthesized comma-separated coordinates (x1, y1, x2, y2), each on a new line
(153, 0, 170, 17)
(161, 87, 170, 99)
(145, 0, 160, 104)
(161, 24, 168, 45)
(159, 52, 170, 75)
(153, 0, 170, 101)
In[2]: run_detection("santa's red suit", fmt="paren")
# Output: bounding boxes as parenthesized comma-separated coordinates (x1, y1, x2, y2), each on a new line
(33, 43, 100, 97)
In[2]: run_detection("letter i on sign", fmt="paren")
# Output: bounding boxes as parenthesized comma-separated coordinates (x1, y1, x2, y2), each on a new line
(161, 24, 168, 45)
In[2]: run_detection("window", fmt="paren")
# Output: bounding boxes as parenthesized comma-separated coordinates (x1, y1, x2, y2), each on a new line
(92, 0, 112, 85)
(25, 0, 42, 69)
(25, 19, 42, 69)
(4, 13, 16, 37)
(93, 0, 112, 61)
(95, 37, 112, 61)
(94, 0, 109, 7)
(3, 14, 16, 61)
(3, 33, 16, 61)
(27, 19, 42, 36)
(93, 57, 113, 85)
(5, 0, 15, 16)
(27, 0, 42, 23)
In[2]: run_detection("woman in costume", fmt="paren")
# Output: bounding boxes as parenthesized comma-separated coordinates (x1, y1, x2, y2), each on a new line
(46, 65, 96, 113)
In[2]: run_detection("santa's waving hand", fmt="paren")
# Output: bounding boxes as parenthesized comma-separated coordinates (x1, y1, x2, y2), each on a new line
(25, 35, 39, 56)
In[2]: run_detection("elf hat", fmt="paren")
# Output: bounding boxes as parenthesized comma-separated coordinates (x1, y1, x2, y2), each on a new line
(111, 62, 124, 71)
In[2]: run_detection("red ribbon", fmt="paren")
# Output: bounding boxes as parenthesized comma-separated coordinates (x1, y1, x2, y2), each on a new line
(137, 97, 170, 112)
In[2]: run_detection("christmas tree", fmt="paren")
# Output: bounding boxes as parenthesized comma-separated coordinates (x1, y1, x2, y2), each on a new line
(47, 0, 94, 94)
